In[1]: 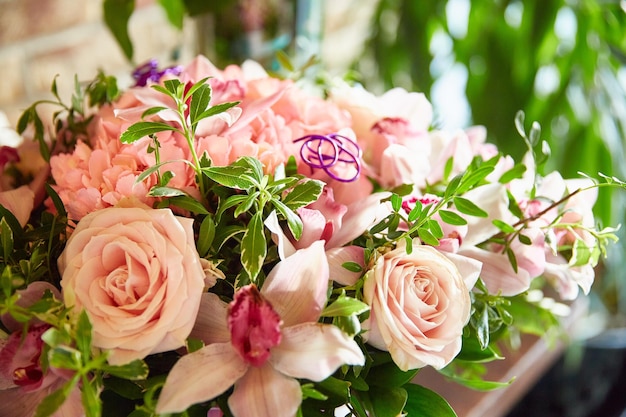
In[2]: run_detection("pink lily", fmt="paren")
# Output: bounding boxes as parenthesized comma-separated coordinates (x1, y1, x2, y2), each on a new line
(156, 241, 365, 417)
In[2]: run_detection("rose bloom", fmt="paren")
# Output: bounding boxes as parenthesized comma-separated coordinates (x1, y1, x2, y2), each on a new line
(363, 242, 471, 371)
(58, 206, 205, 365)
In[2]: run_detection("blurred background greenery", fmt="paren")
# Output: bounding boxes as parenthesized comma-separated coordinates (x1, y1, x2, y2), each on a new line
(352, 0, 626, 325)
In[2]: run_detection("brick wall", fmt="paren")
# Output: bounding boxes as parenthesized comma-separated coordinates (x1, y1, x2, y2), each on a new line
(0, 0, 378, 126)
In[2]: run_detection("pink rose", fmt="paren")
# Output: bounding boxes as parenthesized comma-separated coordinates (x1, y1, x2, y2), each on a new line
(58, 206, 205, 365)
(363, 242, 471, 371)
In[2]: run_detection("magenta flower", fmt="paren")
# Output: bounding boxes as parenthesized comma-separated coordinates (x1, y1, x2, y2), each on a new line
(156, 241, 365, 417)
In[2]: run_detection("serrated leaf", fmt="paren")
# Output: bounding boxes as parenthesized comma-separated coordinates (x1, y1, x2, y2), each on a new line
(404, 384, 458, 417)
(1, 218, 13, 260)
(75, 310, 92, 358)
(439, 210, 467, 226)
(216, 195, 249, 221)
(120, 121, 177, 144)
(453, 196, 488, 217)
(166, 195, 209, 214)
(141, 106, 168, 118)
(234, 191, 260, 218)
(195, 101, 240, 122)
(240, 212, 266, 282)
(272, 198, 303, 240)
(147, 186, 187, 198)
(202, 165, 256, 189)
(189, 83, 212, 128)
(281, 179, 324, 209)
(102, 359, 149, 380)
(197, 215, 215, 256)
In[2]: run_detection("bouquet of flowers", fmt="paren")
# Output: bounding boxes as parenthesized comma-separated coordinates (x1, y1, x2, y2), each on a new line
(0, 55, 623, 417)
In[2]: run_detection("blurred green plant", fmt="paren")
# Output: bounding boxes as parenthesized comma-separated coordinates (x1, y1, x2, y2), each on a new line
(354, 0, 626, 320)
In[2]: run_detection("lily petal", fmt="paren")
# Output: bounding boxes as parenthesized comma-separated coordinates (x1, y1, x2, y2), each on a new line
(326, 246, 364, 286)
(271, 323, 365, 381)
(264, 210, 296, 260)
(228, 364, 302, 417)
(326, 192, 391, 248)
(156, 343, 248, 414)
(189, 293, 231, 344)
(262, 241, 328, 326)
(459, 247, 531, 296)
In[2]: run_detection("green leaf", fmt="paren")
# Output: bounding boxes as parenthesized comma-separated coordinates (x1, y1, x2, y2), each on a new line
(453, 196, 488, 217)
(499, 163, 527, 184)
(570, 238, 592, 266)
(341, 261, 362, 273)
(370, 386, 408, 417)
(233, 156, 264, 184)
(147, 186, 187, 198)
(48, 346, 81, 370)
(240, 212, 266, 282)
(418, 227, 439, 246)
(197, 215, 216, 257)
(438, 366, 514, 391)
(321, 293, 369, 317)
(427, 219, 444, 239)
(75, 310, 93, 358)
(189, 83, 212, 128)
(492, 219, 516, 234)
(120, 121, 177, 144)
(368, 362, 419, 388)
(102, 360, 149, 380)
(272, 198, 304, 240)
(281, 179, 324, 210)
(45, 183, 67, 218)
(457, 166, 495, 194)
(195, 101, 240, 122)
(444, 174, 463, 199)
(456, 333, 503, 363)
(81, 377, 102, 417)
(404, 384, 458, 417)
(166, 195, 209, 214)
(1, 218, 13, 261)
(439, 210, 467, 226)
(234, 191, 260, 218)
(34, 378, 78, 417)
(141, 106, 169, 118)
(407, 200, 423, 222)
(157, 0, 185, 29)
(162, 79, 182, 96)
(216, 194, 249, 221)
(202, 165, 256, 189)
(103, 0, 135, 61)
(390, 194, 402, 212)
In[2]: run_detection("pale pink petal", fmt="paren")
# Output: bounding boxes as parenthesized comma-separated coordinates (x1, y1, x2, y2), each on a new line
(156, 343, 248, 414)
(326, 192, 391, 248)
(228, 364, 302, 417)
(295, 208, 327, 248)
(441, 251, 482, 290)
(460, 184, 511, 247)
(271, 323, 365, 381)
(326, 246, 364, 286)
(189, 293, 231, 344)
(459, 247, 531, 296)
(261, 241, 328, 326)
(264, 210, 296, 259)
(0, 186, 34, 227)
